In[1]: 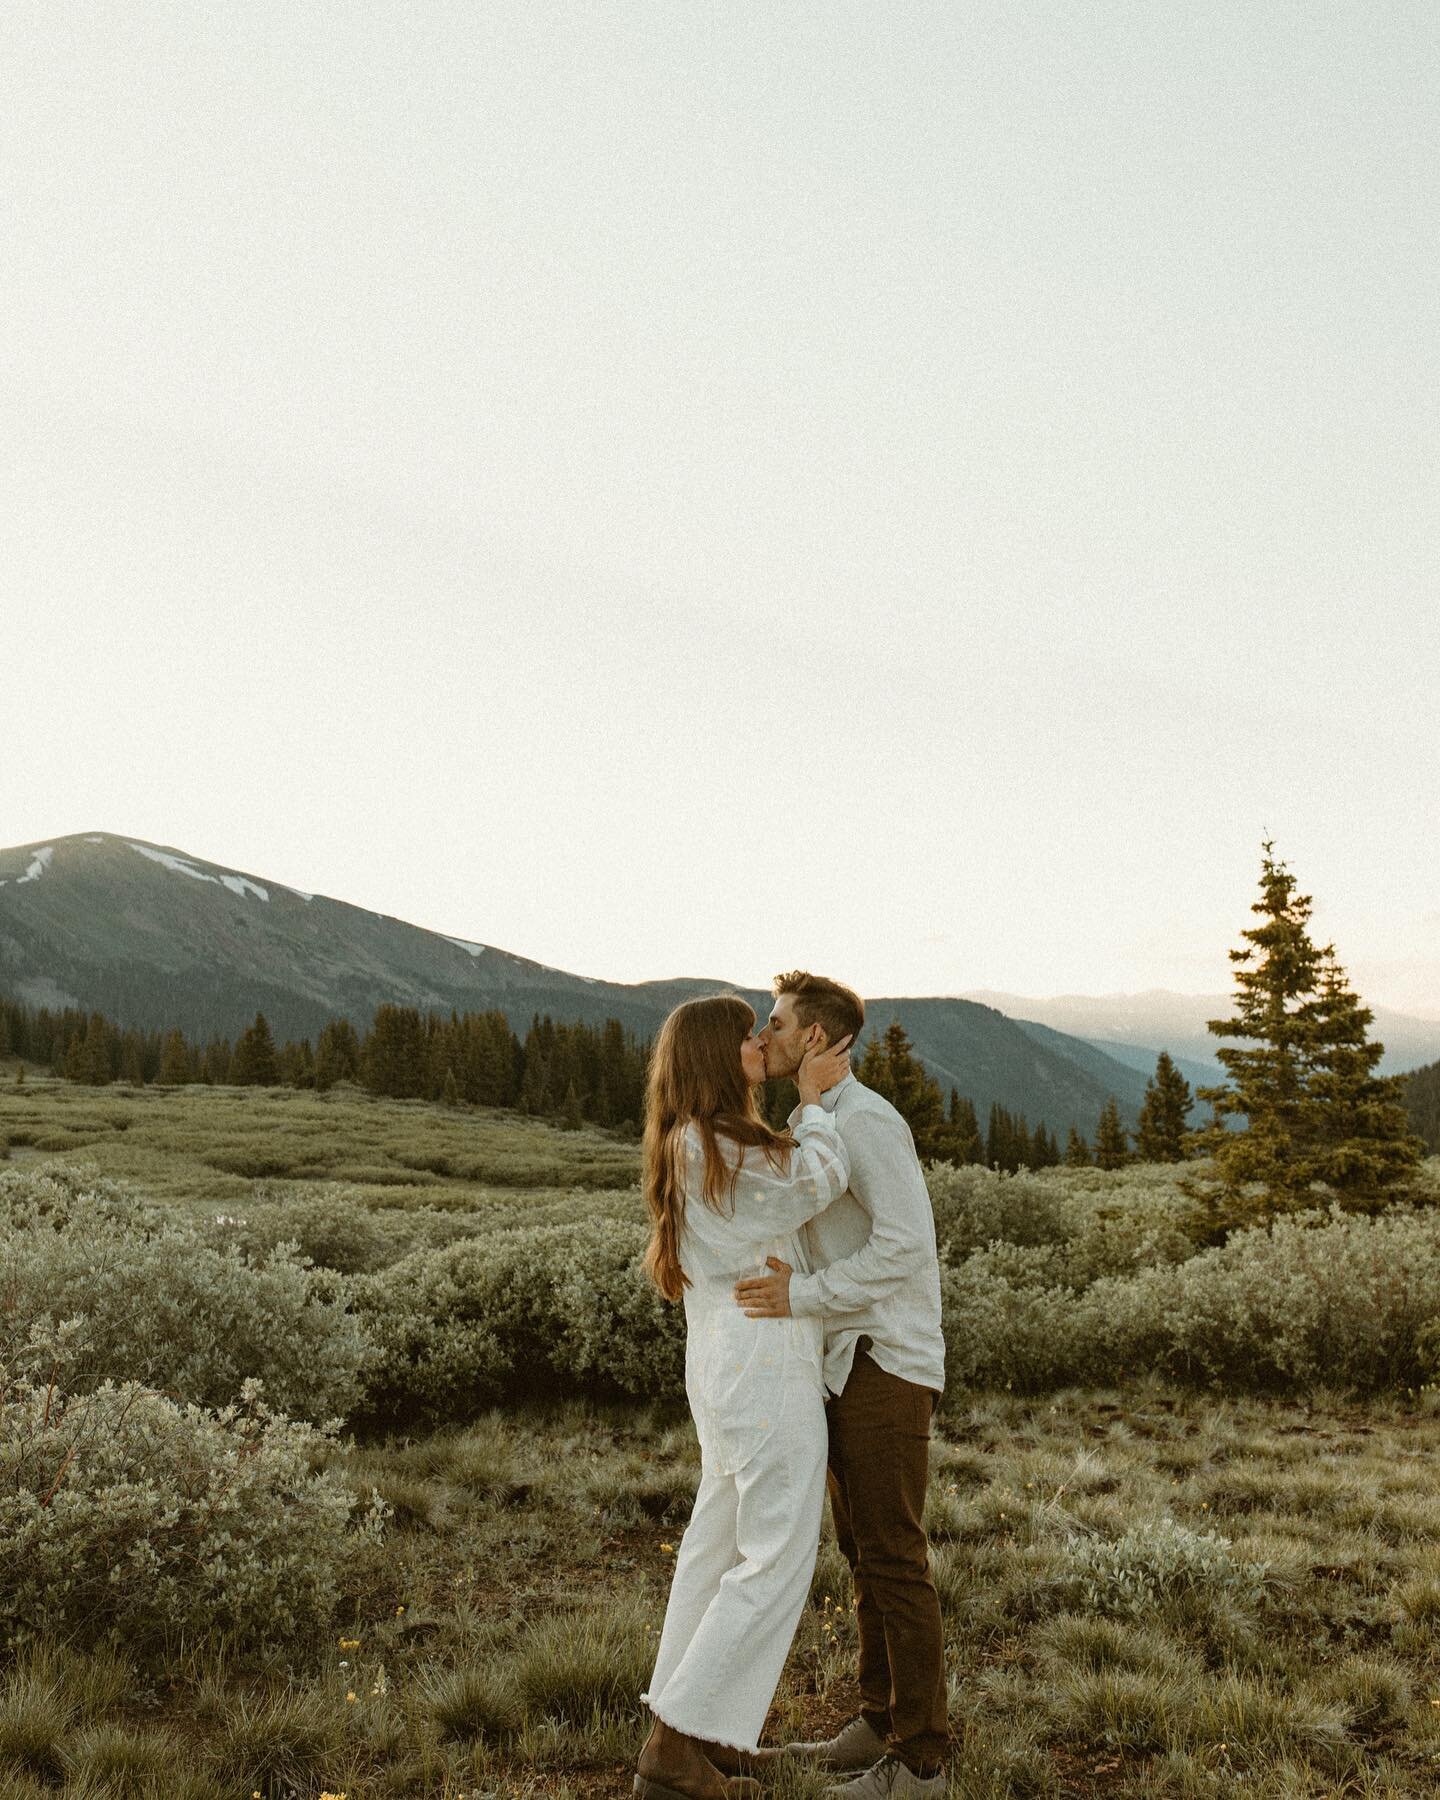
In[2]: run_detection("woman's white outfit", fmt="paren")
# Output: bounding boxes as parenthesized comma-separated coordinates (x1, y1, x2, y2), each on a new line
(642, 1106, 851, 1750)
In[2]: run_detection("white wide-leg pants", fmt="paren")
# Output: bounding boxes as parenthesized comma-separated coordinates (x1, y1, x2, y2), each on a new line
(642, 1378, 828, 1751)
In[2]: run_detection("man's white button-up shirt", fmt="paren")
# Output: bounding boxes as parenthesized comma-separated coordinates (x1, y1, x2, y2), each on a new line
(786, 1073, 946, 1398)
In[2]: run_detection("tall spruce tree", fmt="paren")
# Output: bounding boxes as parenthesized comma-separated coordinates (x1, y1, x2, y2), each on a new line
(1135, 1051, 1193, 1162)
(1094, 1096, 1129, 1170)
(945, 1089, 985, 1164)
(1189, 844, 1323, 1202)
(81, 1014, 113, 1086)
(157, 1029, 190, 1087)
(858, 1022, 946, 1158)
(1295, 950, 1423, 1196)
(230, 1013, 279, 1086)
(1192, 844, 1422, 1218)
(1064, 1124, 1091, 1167)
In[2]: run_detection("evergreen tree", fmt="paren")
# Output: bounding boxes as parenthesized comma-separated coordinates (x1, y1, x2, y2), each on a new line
(985, 1102, 1006, 1170)
(442, 1067, 461, 1108)
(277, 1037, 314, 1088)
(81, 1014, 113, 1086)
(1191, 844, 1423, 1218)
(230, 1012, 279, 1086)
(361, 1006, 426, 1099)
(1064, 1125, 1090, 1167)
(1032, 1122, 1060, 1168)
(14, 1062, 24, 1087)
(1406, 1059, 1440, 1155)
(1135, 1051, 1193, 1162)
(560, 1080, 583, 1130)
(1187, 844, 1322, 1200)
(315, 1018, 361, 1091)
(857, 1022, 946, 1156)
(1094, 1096, 1129, 1170)
(157, 1029, 190, 1087)
(945, 1089, 985, 1164)
(1296, 950, 1423, 1196)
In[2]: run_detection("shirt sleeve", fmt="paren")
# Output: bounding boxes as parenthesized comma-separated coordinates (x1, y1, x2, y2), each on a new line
(693, 1108, 851, 1237)
(786, 1106, 935, 1317)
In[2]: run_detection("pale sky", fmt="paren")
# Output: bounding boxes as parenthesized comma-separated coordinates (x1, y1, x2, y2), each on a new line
(5, 4, 1437, 1012)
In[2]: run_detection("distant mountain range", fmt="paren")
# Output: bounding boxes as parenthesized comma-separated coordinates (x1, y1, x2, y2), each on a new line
(5, 833, 1439, 1138)
(963, 988, 1440, 1081)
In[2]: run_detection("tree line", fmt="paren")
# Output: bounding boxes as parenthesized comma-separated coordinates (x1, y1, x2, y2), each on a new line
(2, 844, 1435, 1187)
(0, 996, 648, 1131)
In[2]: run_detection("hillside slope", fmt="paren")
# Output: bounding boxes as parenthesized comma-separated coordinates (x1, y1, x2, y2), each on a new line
(3, 832, 1153, 1133)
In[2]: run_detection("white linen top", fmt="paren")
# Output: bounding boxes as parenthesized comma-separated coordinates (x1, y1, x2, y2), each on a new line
(786, 1074, 947, 1398)
(678, 1105, 850, 1473)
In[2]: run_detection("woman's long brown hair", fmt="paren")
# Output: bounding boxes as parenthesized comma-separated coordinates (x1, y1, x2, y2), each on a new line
(642, 995, 797, 1302)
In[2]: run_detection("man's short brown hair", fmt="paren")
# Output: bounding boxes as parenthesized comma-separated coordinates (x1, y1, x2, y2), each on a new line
(772, 970, 866, 1049)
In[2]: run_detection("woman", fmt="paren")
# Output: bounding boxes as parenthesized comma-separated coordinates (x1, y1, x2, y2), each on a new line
(635, 994, 853, 1800)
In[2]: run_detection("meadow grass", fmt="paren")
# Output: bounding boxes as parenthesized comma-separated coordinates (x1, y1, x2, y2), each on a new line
(0, 1074, 642, 1208)
(7, 1392, 1440, 1794)
(8, 1081, 1440, 1792)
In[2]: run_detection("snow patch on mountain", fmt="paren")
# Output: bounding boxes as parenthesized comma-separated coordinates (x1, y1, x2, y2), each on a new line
(85, 835, 105, 843)
(127, 842, 269, 901)
(16, 847, 54, 885)
(444, 935, 487, 958)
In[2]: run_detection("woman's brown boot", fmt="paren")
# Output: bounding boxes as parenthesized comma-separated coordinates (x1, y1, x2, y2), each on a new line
(635, 1717, 759, 1799)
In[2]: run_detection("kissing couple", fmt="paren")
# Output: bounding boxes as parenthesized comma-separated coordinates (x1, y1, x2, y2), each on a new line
(635, 971, 948, 1799)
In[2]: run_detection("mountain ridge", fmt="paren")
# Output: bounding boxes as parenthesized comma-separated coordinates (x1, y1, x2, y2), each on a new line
(7, 832, 1437, 1132)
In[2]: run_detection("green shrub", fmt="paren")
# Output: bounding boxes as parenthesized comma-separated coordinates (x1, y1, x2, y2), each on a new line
(939, 1203, 1440, 1397)
(201, 1182, 487, 1274)
(356, 1220, 685, 1427)
(0, 1367, 386, 1658)
(1055, 1519, 1274, 1619)
(0, 1165, 373, 1423)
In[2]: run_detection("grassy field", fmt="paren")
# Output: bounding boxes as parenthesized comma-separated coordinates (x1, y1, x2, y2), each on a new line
(0, 1073, 642, 1212)
(5, 1075, 1440, 1797)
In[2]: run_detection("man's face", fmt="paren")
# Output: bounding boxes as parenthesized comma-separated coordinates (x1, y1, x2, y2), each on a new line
(756, 994, 825, 1081)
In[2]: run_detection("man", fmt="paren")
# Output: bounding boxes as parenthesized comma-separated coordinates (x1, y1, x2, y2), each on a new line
(735, 970, 947, 1798)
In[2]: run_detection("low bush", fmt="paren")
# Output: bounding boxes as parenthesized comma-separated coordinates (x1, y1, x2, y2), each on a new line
(941, 1202, 1440, 1397)
(200, 1182, 487, 1274)
(355, 1220, 685, 1428)
(1054, 1519, 1274, 1619)
(0, 1165, 373, 1423)
(0, 1360, 385, 1659)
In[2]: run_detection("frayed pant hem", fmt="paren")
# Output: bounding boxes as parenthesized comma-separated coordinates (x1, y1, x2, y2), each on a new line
(640, 1693, 759, 1755)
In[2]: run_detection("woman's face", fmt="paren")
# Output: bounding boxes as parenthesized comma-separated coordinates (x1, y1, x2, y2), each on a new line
(739, 1029, 767, 1086)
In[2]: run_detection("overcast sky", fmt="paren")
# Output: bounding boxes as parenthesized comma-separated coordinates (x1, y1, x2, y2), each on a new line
(5, 3, 1437, 1012)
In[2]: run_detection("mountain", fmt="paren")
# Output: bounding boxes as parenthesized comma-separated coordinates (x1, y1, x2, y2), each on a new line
(1007, 1019, 1211, 1119)
(2, 832, 1151, 1137)
(964, 988, 1440, 1079)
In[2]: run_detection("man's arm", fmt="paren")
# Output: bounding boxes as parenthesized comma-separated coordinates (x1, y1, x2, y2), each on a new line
(785, 1107, 934, 1318)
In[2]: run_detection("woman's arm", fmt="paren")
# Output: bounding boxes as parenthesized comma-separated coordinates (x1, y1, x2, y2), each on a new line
(718, 1109, 851, 1235)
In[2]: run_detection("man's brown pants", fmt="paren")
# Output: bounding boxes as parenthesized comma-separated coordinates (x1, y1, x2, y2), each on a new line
(826, 1347, 947, 1773)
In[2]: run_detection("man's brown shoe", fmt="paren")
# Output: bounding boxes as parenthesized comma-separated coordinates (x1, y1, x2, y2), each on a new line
(780, 1715, 888, 1772)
